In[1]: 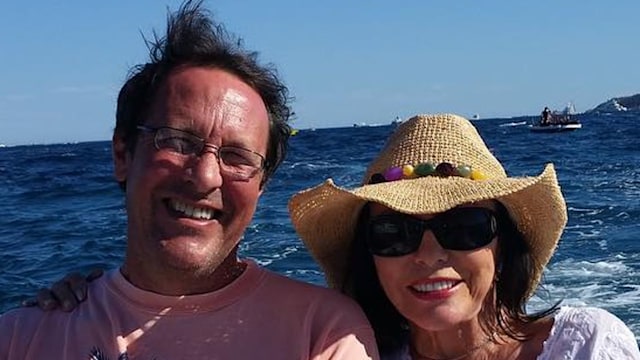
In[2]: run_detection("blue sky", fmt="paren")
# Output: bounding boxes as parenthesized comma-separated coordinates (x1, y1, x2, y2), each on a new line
(1, 1, 639, 145)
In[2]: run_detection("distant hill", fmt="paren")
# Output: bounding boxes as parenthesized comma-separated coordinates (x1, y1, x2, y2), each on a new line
(587, 93, 640, 113)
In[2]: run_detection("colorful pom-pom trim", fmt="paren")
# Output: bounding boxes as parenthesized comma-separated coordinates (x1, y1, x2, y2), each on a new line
(368, 162, 486, 184)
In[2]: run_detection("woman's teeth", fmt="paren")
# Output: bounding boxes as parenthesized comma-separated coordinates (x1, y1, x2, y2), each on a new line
(412, 280, 457, 292)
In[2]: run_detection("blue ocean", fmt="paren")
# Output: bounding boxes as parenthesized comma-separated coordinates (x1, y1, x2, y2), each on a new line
(1, 113, 639, 340)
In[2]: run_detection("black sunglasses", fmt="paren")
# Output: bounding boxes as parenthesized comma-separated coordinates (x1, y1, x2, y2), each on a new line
(366, 207, 498, 257)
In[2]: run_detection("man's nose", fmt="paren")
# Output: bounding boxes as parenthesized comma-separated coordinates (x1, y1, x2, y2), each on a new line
(186, 149, 224, 192)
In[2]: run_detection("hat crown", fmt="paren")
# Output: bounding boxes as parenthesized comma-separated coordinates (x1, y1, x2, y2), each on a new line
(362, 114, 507, 184)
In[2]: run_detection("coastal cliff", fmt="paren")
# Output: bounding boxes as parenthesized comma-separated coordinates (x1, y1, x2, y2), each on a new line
(587, 93, 640, 113)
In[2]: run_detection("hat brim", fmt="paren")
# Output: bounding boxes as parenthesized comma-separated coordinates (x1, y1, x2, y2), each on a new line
(289, 163, 567, 296)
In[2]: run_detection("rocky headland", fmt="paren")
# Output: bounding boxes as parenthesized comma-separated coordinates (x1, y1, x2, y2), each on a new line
(587, 93, 640, 113)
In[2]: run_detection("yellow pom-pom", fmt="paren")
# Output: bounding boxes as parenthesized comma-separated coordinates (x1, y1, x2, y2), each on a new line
(470, 169, 487, 180)
(402, 164, 416, 178)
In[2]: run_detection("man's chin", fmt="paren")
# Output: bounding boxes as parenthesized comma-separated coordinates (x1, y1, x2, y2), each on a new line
(160, 250, 221, 272)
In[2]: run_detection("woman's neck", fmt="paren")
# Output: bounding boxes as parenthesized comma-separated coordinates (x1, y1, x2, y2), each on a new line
(409, 320, 495, 360)
(408, 316, 553, 360)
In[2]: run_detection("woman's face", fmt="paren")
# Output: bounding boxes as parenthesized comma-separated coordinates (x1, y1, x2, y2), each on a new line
(369, 201, 499, 332)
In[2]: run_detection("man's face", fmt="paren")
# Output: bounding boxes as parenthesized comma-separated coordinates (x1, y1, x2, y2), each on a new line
(113, 66, 269, 294)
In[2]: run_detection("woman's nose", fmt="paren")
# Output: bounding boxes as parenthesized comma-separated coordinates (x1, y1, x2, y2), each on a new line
(412, 230, 448, 266)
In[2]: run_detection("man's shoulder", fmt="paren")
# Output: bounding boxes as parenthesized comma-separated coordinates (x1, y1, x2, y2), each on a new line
(260, 267, 338, 293)
(257, 267, 361, 308)
(253, 267, 374, 340)
(0, 304, 76, 352)
(0, 305, 45, 327)
(1, 270, 116, 328)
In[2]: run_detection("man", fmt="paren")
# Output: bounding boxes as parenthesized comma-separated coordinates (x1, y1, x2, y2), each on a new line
(0, 1, 378, 359)
(541, 106, 552, 125)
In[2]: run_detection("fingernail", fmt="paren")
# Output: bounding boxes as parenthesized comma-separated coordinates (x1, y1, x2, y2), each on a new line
(75, 289, 85, 300)
(88, 269, 103, 281)
(21, 299, 37, 307)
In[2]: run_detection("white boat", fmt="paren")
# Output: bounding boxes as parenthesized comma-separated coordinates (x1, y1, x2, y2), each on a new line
(531, 102, 582, 132)
(529, 122, 582, 132)
(499, 121, 527, 127)
(390, 116, 403, 128)
(561, 102, 577, 116)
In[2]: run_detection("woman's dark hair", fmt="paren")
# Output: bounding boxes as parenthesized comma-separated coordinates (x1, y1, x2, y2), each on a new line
(343, 201, 559, 355)
(342, 203, 409, 355)
(114, 0, 291, 189)
(488, 201, 560, 339)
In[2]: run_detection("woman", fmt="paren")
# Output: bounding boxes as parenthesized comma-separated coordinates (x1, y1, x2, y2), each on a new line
(288, 113, 639, 359)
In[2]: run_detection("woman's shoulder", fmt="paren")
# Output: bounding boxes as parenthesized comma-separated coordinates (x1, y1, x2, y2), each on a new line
(554, 306, 631, 333)
(539, 306, 640, 359)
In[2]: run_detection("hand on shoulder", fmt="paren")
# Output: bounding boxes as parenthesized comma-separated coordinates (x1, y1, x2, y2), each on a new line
(21, 269, 103, 312)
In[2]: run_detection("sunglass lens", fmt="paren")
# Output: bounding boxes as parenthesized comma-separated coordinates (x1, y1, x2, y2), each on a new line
(435, 208, 496, 251)
(367, 216, 420, 256)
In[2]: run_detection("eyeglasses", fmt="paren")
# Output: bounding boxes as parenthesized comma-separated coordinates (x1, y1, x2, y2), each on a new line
(137, 125, 266, 181)
(366, 207, 498, 257)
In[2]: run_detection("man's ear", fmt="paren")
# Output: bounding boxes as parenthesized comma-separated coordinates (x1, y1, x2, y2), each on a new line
(112, 132, 129, 183)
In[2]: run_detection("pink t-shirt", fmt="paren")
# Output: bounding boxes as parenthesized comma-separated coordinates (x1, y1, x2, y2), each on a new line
(0, 260, 379, 359)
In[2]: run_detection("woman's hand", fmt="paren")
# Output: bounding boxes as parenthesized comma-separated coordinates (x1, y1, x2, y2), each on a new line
(21, 269, 104, 312)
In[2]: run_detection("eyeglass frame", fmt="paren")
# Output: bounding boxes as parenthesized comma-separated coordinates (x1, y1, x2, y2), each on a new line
(136, 125, 267, 181)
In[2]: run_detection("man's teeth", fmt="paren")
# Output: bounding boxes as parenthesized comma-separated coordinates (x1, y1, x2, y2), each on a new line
(412, 280, 457, 292)
(170, 200, 214, 220)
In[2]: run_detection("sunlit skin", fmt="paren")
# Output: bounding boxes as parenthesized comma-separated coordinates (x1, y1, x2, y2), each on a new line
(370, 201, 501, 358)
(113, 66, 269, 295)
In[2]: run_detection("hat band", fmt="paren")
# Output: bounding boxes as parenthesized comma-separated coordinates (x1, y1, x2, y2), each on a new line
(369, 162, 487, 184)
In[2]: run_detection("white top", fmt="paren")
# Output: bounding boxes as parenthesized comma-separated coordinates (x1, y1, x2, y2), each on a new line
(385, 306, 640, 359)
(538, 306, 639, 359)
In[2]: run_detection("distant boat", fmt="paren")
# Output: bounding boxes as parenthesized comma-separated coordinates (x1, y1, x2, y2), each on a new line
(531, 102, 582, 132)
(472, 114, 480, 120)
(529, 123, 582, 132)
(291, 129, 299, 136)
(551, 102, 577, 122)
(563, 102, 577, 115)
(391, 116, 403, 125)
(499, 121, 527, 127)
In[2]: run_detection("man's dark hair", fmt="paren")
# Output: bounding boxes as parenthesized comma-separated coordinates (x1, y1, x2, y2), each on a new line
(343, 202, 559, 356)
(114, 0, 291, 189)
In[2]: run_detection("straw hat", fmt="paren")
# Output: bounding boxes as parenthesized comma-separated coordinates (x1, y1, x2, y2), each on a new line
(289, 113, 567, 297)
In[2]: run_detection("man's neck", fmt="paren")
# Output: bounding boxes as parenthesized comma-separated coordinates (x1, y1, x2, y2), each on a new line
(120, 257, 248, 296)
